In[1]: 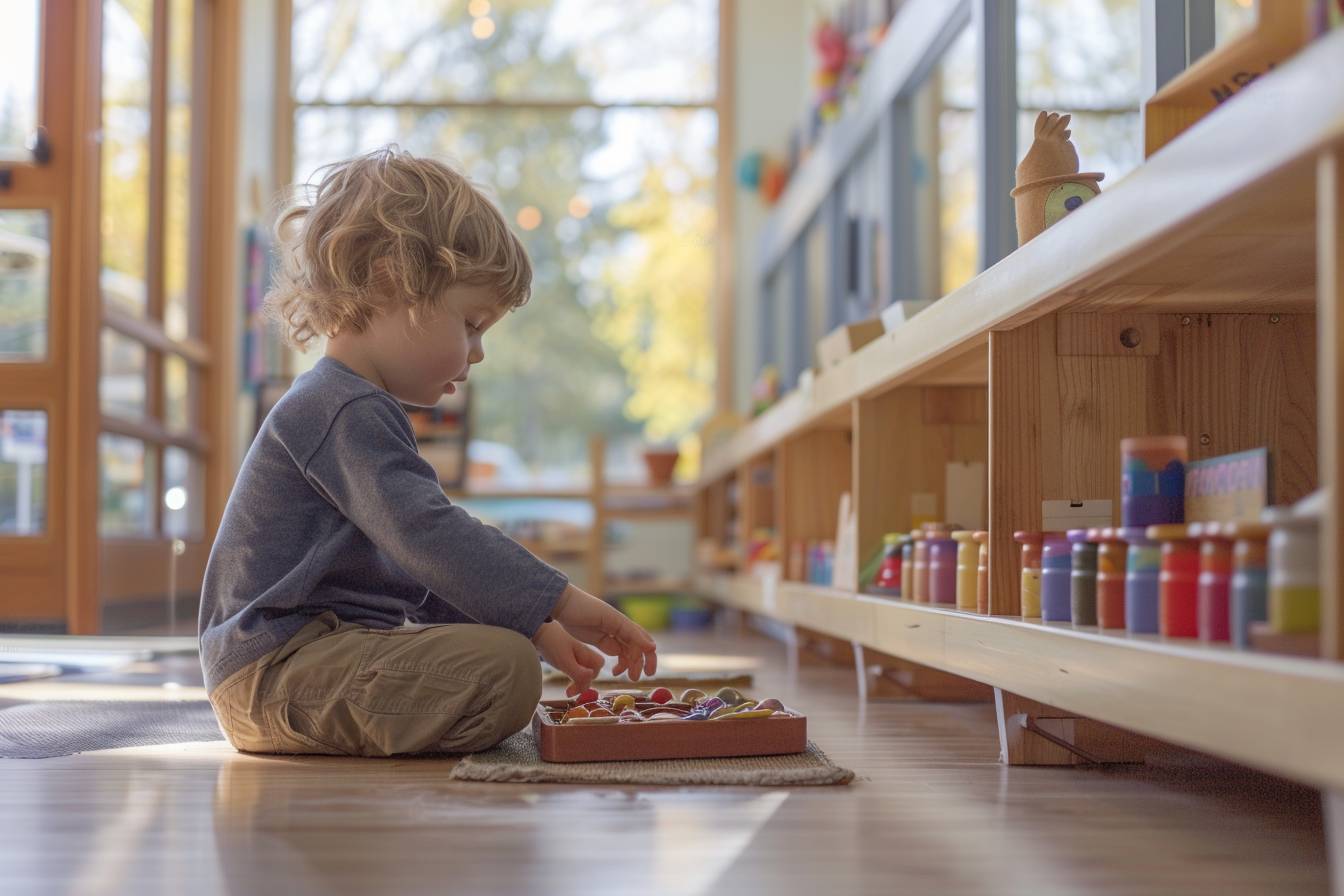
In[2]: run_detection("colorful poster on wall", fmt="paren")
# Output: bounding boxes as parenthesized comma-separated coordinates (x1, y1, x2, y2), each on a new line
(1185, 448, 1269, 523)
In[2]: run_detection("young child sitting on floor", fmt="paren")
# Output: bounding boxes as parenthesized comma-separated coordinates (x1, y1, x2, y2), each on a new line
(199, 147, 657, 756)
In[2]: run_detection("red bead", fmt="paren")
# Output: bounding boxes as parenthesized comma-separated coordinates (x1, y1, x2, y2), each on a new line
(574, 688, 598, 705)
(648, 687, 673, 704)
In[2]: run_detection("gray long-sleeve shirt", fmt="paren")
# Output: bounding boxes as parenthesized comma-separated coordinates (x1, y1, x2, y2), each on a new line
(198, 356, 567, 694)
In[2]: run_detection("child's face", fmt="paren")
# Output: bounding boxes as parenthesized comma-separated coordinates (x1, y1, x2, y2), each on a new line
(368, 285, 504, 407)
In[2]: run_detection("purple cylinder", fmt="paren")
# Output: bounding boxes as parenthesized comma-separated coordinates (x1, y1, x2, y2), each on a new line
(1119, 526, 1160, 634)
(1040, 533, 1073, 622)
(927, 534, 959, 605)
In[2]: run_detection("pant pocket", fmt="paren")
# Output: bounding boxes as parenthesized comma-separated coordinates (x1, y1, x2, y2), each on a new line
(269, 701, 355, 756)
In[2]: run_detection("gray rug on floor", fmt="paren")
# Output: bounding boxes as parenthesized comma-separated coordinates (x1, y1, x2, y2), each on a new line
(0, 700, 223, 759)
(448, 731, 855, 786)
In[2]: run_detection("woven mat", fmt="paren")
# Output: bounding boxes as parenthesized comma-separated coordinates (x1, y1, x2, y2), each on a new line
(448, 730, 854, 786)
(0, 700, 223, 759)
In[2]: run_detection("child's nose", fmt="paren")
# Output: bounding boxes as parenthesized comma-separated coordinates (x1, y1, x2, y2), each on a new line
(468, 339, 485, 365)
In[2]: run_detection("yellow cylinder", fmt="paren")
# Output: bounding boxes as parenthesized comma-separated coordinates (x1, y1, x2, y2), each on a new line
(952, 530, 979, 612)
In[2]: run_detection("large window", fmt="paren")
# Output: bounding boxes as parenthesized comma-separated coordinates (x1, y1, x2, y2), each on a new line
(288, 0, 718, 484)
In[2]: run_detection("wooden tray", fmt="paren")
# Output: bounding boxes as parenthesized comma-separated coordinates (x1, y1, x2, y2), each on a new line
(532, 699, 807, 763)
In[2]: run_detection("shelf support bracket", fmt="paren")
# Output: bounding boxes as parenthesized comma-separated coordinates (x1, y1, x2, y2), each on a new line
(995, 688, 1149, 766)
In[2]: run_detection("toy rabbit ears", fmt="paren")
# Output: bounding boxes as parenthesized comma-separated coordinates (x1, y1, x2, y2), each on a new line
(1012, 110, 1105, 196)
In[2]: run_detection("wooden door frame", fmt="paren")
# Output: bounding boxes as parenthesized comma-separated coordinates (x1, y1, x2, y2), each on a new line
(58, 0, 239, 634)
(0, 0, 80, 626)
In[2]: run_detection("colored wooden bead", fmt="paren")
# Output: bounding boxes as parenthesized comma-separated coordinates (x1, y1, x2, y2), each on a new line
(951, 530, 979, 612)
(910, 529, 930, 603)
(871, 533, 905, 596)
(679, 688, 706, 704)
(573, 688, 598, 705)
(973, 531, 990, 614)
(648, 687, 674, 704)
(611, 694, 636, 712)
(1265, 500, 1322, 635)
(561, 707, 589, 722)
(1013, 531, 1047, 618)
(1225, 521, 1270, 648)
(1119, 527, 1160, 634)
(1192, 523, 1232, 643)
(900, 537, 916, 602)
(1149, 524, 1198, 638)
(709, 704, 736, 719)
(1040, 532, 1072, 622)
(926, 527, 959, 606)
(1090, 527, 1128, 630)
(754, 698, 785, 712)
(714, 687, 746, 706)
(1067, 528, 1098, 627)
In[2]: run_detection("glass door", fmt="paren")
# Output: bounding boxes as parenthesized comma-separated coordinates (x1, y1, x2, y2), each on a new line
(97, 0, 211, 635)
(0, 1, 73, 632)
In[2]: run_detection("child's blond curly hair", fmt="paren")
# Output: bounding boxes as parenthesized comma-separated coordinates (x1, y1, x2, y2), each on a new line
(267, 146, 532, 350)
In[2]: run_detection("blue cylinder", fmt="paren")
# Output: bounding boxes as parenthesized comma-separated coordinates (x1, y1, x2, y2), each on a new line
(1040, 533, 1072, 622)
(1231, 568, 1268, 648)
(1120, 526, 1160, 634)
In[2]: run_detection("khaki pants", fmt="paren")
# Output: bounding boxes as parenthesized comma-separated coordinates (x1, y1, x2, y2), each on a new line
(209, 611, 542, 757)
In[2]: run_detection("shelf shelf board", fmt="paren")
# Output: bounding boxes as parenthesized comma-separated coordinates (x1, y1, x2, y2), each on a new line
(695, 572, 1344, 790)
(704, 29, 1344, 485)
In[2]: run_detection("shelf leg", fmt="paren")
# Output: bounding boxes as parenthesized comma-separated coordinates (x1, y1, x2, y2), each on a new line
(995, 688, 1150, 766)
(864, 650, 992, 702)
(851, 640, 868, 703)
(1327, 791, 1344, 896)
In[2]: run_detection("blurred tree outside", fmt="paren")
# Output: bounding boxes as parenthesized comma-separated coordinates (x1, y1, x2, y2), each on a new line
(290, 0, 717, 483)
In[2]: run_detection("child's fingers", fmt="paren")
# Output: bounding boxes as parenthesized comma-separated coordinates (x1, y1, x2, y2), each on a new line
(577, 643, 605, 672)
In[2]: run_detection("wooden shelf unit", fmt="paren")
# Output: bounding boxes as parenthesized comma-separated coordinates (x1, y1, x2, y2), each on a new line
(695, 31, 1344, 790)
(448, 438, 693, 598)
(696, 572, 1344, 792)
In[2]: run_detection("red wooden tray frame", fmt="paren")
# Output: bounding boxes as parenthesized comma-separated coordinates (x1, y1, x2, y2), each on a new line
(532, 699, 808, 763)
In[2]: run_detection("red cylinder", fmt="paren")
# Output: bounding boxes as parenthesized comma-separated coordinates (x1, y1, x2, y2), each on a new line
(1196, 525, 1233, 643)
(1150, 524, 1198, 638)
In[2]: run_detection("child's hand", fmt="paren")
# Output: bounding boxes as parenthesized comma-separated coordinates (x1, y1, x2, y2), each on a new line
(550, 584, 658, 682)
(532, 621, 605, 697)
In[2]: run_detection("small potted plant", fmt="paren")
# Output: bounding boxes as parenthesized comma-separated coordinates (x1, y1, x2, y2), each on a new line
(642, 442, 680, 487)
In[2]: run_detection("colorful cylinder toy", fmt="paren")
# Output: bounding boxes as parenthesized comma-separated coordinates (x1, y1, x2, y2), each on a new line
(1149, 524, 1198, 638)
(1067, 528, 1099, 626)
(1224, 521, 1270, 648)
(1121, 435, 1188, 527)
(952, 530, 979, 611)
(974, 531, 990, 614)
(1119, 526, 1160, 634)
(910, 529, 930, 603)
(900, 534, 916, 601)
(926, 526, 959, 606)
(1013, 531, 1046, 618)
(871, 532, 905, 596)
(1040, 532, 1073, 622)
(1090, 527, 1128, 630)
(1264, 500, 1322, 635)
(1192, 523, 1232, 643)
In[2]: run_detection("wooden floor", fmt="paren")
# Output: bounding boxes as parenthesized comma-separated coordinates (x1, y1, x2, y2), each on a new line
(0, 623, 1329, 896)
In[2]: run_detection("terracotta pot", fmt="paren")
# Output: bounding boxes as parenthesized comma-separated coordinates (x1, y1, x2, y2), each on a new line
(642, 449, 679, 486)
